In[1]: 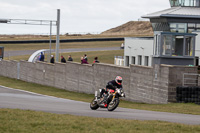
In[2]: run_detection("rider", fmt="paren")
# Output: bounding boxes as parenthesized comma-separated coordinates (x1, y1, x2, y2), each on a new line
(100, 76, 123, 107)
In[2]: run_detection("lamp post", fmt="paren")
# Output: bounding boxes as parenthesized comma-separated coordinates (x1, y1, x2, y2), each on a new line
(49, 21, 52, 63)
(55, 9, 60, 62)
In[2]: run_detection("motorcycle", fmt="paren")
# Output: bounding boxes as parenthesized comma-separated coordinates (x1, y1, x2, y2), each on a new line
(90, 88, 125, 111)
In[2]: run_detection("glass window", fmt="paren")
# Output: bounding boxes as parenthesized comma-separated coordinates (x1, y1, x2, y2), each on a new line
(188, 23, 195, 33)
(138, 55, 142, 65)
(185, 36, 194, 56)
(145, 56, 149, 66)
(170, 0, 179, 6)
(170, 0, 200, 7)
(125, 56, 129, 66)
(172, 36, 184, 56)
(170, 23, 187, 33)
(132, 56, 135, 64)
(162, 35, 172, 56)
(153, 35, 160, 56)
(197, 24, 200, 31)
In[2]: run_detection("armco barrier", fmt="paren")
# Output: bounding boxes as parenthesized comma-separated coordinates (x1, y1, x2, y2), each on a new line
(0, 59, 198, 104)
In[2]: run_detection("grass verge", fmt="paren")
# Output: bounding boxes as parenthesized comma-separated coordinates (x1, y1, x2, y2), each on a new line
(1, 41, 123, 51)
(0, 76, 200, 115)
(0, 108, 200, 133)
(5, 50, 124, 64)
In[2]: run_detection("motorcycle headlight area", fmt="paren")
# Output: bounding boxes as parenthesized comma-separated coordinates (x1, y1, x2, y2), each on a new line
(117, 89, 121, 95)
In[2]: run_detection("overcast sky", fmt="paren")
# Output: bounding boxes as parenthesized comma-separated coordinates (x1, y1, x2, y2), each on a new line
(0, 0, 170, 35)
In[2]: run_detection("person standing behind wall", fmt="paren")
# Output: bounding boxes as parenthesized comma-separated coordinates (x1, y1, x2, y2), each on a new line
(84, 54, 88, 62)
(61, 55, 66, 63)
(81, 56, 89, 64)
(50, 55, 54, 63)
(67, 55, 73, 61)
(93, 57, 99, 63)
(39, 52, 45, 61)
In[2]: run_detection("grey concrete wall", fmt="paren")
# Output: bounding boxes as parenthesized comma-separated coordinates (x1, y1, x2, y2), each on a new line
(0, 60, 18, 79)
(0, 59, 198, 104)
(168, 65, 198, 102)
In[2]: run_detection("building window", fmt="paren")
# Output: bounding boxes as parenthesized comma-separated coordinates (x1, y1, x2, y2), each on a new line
(125, 56, 129, 66)
(170, 23, 187, 33)
(162, 35, 172, 56)
(132, 56, 135, 64)
(153, 33, 195, 57)
(138, 55, 142, 65)
(153, 34, 160, 56)
(188, 23, 200, 32)
(170, 0, 200, 7)
(145, 56, 149, 66)
(172, 36, 184, 56)
(185, 36, 194, 56)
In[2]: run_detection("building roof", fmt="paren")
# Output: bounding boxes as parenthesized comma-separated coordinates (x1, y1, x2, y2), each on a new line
(142, 7, 200, 19)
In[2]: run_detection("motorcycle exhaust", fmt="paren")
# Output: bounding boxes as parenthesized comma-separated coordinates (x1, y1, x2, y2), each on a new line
(95, 91, 98, 100)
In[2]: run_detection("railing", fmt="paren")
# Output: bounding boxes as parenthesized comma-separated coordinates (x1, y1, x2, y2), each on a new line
(183, 73, 200, 86)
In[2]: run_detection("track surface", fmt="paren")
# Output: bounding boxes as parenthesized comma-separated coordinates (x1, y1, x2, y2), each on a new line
(4, 47, 121, 57)
(0, 86, 200, 125)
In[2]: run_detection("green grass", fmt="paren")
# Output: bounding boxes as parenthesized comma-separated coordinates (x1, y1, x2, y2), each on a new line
(5, 50, 124, 64)
(1, 41, 123, 51)
(0, 109, 200, 133)
(0, 76, 200, 115)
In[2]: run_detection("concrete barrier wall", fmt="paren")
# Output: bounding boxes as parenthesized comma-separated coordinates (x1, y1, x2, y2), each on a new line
(0, 59, 198, 104)
(168, 65, 198, 102)
(0, 60, 18, 79)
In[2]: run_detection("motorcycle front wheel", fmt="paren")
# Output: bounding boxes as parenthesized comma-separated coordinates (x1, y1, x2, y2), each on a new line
(90, 98, 99, 110)
(107, 98, 119, 111)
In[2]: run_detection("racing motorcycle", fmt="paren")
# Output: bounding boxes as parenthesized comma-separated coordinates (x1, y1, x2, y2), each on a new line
(90, 88, 125, 111)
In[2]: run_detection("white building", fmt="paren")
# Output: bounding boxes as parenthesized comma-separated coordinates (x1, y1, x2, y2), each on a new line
(124, 0, 200, 67)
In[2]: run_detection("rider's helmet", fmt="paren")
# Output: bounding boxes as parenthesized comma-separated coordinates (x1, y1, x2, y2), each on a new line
(115, 76, 122, 85)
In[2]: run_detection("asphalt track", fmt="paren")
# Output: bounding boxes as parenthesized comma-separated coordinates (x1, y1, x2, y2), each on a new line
(4, 47, 121, 57)
(0, 86, 200, 125)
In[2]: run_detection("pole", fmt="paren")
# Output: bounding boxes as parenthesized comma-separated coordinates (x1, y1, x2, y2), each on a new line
(55, 9, 60, 62)
(49, 21, 52, 63)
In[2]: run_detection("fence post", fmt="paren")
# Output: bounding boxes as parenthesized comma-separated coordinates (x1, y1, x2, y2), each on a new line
(17, 62, 20, 80)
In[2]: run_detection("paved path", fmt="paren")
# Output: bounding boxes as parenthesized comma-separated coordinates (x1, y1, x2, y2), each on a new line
(4, 47, 121, 57)
(0, 86, 200, 125)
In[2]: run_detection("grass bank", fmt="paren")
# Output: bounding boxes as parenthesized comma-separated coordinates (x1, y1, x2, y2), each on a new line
(1, 41, 123, 51)
(0, 109, 200, 133)
(0, 76, 200, 115)
(5, 50, 124, 64)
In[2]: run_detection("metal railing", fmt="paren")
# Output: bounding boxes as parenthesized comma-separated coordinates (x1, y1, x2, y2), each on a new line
(183, 73, 200, 86)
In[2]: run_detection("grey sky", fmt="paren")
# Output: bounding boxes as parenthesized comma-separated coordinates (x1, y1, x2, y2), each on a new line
(0, 0, 170, 34)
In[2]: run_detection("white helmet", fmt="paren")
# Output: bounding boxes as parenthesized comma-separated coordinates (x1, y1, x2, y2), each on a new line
(115, 76, 122, 85)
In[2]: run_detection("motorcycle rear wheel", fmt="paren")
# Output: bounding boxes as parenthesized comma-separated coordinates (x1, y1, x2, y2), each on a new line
(107, 98, 119, 111)
(90, 98, 99, 110)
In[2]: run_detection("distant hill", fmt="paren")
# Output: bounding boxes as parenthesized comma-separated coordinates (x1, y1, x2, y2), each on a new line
(101, 21, 153, 36)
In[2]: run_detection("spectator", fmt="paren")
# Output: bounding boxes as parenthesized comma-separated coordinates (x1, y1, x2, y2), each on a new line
(67, 55, 73, 61)
(81, 57, 89, 64)
(50, 55, 54, 63)
(39, 52, 45, 61)
(61, 55, 66, 63)
(84, 54, 88, 62)
(93, 57, 99, 63)
(120, 43, 124, 49)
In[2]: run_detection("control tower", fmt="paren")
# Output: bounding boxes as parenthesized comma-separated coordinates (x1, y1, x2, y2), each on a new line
(142, 0, 200, 65)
